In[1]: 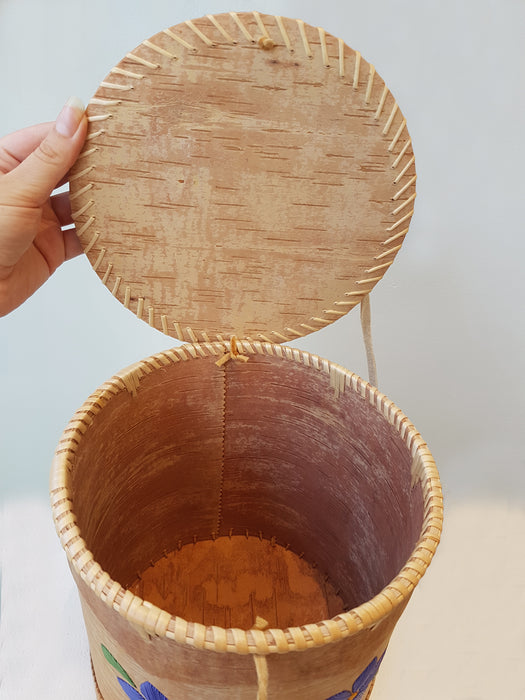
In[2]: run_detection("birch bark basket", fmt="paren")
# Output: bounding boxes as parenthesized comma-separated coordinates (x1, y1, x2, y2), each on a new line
(51, 13, 442, 700)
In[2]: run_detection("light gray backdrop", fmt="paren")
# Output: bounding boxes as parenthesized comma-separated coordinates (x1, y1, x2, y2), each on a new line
(1, 1, 524, 698)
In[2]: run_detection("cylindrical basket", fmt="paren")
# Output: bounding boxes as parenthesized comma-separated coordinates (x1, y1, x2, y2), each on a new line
(51, 341, 442, 699)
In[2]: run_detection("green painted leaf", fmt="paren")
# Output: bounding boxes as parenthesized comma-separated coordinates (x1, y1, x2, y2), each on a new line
(101, 644, 137, 688)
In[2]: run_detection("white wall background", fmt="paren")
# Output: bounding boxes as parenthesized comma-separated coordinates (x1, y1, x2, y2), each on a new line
(0, 1, 524, 698)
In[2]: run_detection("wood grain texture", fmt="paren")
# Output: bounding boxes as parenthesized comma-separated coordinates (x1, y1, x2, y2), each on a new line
(70, 12, 416, 343)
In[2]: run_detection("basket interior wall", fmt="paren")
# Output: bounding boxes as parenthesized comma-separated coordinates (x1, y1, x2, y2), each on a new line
(70, 353, 424, 612)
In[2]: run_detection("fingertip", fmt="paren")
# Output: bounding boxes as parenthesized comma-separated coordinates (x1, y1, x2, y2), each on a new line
(56, 97, 86, 138)
(66, 96, 85, 113)
(2, 98, 88, 210)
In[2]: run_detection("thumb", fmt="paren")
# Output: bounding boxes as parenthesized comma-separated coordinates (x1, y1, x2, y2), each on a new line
(4, 97, 87, 207)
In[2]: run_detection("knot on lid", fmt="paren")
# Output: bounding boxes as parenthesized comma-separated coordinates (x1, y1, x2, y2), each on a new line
(215, 336, 250, 367)
(258, 35, 275, 50)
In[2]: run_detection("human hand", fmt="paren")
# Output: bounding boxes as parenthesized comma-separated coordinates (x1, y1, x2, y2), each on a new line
(0, 97, 88, 316)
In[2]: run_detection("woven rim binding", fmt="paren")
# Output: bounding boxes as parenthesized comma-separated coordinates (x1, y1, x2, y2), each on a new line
(51, 341, 442, 655)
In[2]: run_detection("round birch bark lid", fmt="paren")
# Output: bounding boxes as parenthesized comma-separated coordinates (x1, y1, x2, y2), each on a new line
(70, 11, 416, 344)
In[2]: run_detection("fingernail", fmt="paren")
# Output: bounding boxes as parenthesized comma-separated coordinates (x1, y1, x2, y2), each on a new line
(56, 96, 85, 137)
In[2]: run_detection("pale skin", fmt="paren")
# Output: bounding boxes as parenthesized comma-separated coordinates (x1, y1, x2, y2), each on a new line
(0, 97, 88, 316)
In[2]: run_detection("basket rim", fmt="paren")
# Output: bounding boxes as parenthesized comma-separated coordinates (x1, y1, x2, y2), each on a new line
(50, 340, 443, 656)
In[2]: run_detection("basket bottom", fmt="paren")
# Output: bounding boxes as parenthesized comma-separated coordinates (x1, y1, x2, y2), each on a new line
(128, 535, 345, 629)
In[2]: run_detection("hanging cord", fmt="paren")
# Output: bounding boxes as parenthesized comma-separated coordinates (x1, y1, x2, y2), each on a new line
(252, 616, 270, 700)
(360, 294, 378, 387)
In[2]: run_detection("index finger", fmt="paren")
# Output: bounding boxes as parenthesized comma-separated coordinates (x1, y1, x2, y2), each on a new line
(0, 122, 54, 173)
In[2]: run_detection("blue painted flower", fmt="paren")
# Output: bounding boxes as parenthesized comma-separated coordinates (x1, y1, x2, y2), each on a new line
(326, 651, 386, 700)
(118, 678, 169, 700)
(101, 644, 169, 700)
